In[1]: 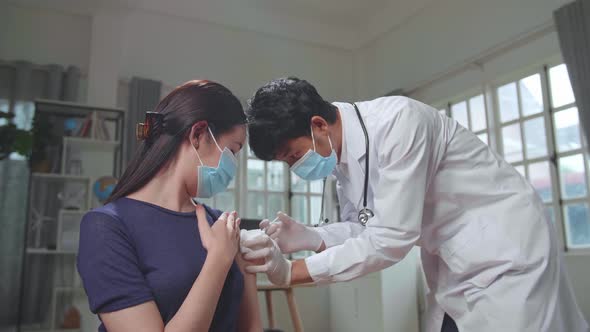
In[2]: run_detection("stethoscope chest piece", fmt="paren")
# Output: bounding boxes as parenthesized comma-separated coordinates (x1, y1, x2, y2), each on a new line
(358, 208, 374, 226)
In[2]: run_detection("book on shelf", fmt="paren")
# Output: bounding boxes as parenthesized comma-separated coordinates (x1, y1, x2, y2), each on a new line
(94, 114, 111, 141)
(75, 114, 92, 138)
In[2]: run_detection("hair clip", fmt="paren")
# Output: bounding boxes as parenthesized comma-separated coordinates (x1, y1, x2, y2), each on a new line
(136, 111, 164, 141)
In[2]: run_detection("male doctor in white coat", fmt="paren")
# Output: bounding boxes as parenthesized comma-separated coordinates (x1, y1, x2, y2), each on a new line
(242, 77, 588, 332)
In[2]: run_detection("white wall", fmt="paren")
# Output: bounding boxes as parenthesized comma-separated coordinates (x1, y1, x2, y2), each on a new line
(411, 30, 563, 105)
(356, 0, 571, 99)
(0, 3, 91, 70)
(120, 10, 355, 102)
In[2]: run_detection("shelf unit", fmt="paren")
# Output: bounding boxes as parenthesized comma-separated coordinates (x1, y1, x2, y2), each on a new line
(19, 100, 125, 332)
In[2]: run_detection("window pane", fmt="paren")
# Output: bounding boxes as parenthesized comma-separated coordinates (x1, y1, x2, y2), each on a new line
(247, 192, 265, 219)
(0, 99, 9, 126)
(502, 123, 523, 162)
(528, 161, 552, 202)
(14, 101, 35, 130)
(469, 95, 486, 131)
(519, 74, 543, 116)
(477, 133, 488, 145)
(451, 101, 469, 128)
(554, 108, 581, 152)
(564, 203, 590, 248)
(498, 82, 519, 122)
(514, 165, 525, 177)
(310, 196, 323, 225)
(290, 173, 308, 193)
(549, 64, 575, 108)
(523, 117, 547, 159)
(267, 193, 286, 218)
(291, 195, 308, 224)
(309, 180, 323, 194)
(247, 160, 265, 190)
(559, 154, 587, 199)
(215, 191, 235, 213)
(267, 161, 285, 191)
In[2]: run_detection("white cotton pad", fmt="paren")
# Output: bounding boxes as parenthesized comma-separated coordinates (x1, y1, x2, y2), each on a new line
(239, 229, 267, 254)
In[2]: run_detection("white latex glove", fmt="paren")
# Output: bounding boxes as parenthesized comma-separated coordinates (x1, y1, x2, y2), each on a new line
(239, 229, 265, 254)
(259, 212, 323, 254)
(243, 236, 292, 287)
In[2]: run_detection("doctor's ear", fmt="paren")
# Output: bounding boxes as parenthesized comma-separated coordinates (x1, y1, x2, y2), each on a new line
(310, 116, 329, 135)
(189, 121, 209, 147)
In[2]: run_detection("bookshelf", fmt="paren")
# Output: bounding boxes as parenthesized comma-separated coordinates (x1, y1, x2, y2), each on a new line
(19, 99, 124, 332)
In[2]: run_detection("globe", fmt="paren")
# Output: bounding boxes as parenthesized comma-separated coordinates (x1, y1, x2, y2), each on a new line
(93, 176, 117, 203)
(64, 118, 78, 131)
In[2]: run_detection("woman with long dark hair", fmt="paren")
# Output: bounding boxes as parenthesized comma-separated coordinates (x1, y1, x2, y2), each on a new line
(77, 80, 262, 331)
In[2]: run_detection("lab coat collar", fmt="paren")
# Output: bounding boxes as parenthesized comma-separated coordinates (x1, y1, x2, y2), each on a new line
(333, 102, 367, 209)
(336, 103, 366, 162)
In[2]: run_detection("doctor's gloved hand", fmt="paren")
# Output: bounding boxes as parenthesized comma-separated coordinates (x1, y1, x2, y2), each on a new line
(243, 236, 292, 287)
(259, 212, 323, 254)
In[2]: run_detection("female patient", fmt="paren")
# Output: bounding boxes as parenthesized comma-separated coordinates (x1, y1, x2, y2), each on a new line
(77, 80, 262, 331)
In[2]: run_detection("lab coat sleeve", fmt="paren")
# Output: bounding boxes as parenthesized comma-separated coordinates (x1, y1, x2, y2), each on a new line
(305, 101, 436, 283)
(314, 180, 365, 248)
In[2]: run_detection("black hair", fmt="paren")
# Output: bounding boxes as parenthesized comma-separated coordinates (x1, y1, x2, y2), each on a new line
(246, 77, 337, 161)
(106, 80, 246, 204)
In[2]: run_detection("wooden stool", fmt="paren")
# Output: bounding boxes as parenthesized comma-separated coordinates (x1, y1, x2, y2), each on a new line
(257, 283, 305, 332)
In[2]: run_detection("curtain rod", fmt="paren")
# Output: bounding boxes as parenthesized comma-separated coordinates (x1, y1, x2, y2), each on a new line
(403, 20, 556, 96)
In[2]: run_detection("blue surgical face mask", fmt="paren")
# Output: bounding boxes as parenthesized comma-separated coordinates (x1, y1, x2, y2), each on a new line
(290, 127, 337, 181)
(194, 127, 237, 198)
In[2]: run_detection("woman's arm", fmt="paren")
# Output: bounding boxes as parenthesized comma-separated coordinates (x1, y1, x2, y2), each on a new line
(101, 207, 240, 332)
(100, 254, 233, 332)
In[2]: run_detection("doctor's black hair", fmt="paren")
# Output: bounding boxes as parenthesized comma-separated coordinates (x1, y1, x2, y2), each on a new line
(105, 80, 246, 204)
(246, 77, 337, 161)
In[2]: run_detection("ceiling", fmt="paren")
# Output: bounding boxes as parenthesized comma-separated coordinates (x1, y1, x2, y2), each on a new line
(8, 0, 434, 49)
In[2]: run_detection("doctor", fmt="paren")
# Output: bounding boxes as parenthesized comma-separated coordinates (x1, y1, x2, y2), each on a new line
(242, 77, 588, 332)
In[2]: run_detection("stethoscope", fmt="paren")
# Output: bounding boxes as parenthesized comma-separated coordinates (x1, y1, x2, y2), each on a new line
(315, 103, 374, 227)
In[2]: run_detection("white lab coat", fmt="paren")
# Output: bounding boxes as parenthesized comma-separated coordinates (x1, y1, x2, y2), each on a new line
(304, 96, 588, 332)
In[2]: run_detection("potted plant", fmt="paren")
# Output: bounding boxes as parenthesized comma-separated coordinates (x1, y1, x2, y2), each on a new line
(0, 112, 32, 160)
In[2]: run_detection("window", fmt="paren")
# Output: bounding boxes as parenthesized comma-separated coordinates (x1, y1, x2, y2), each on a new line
(200, 137, 325, 248)
(440, 63, 590, 250)
(199, 144, 289, 220)
(494, 65, 589, 249)
(442, 93, 490, 145)
(0, 99, 33, 160)
(290, 175, 324, 226)
(244, 145, 289, 219)
(0, 99, 9, 126)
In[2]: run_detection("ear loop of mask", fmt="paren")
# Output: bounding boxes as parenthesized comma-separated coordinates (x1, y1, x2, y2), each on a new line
(194, 126, 223, 166)
(208, 127, 223, 152)
(310, 126, 333, 152)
